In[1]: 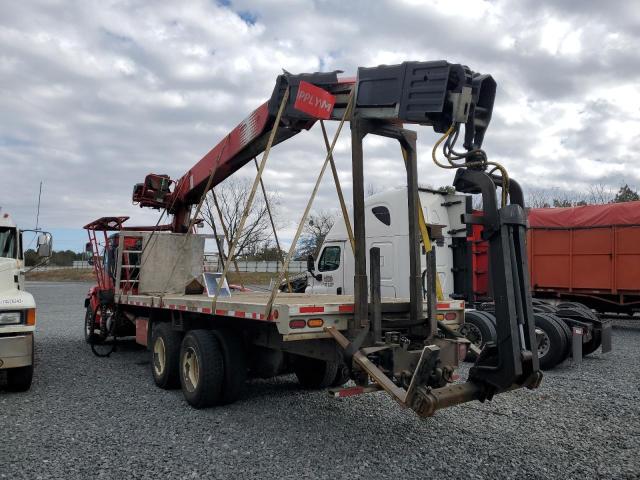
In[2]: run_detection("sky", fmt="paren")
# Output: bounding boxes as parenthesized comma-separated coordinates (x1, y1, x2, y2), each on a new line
(1, 0, 639, 251)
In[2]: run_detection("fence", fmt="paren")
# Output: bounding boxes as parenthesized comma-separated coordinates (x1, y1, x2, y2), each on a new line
(32, 260, 307, 273)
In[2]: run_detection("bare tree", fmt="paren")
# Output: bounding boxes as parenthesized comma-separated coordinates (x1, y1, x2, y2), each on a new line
(587, 183, 614, 204)
(297, 210, 336, 258)
(202, 177, 281, 258)
(525, 188, 552, 208)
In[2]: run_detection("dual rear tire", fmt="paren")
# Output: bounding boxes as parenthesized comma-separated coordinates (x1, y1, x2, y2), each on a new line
(150, 325, 246, 408)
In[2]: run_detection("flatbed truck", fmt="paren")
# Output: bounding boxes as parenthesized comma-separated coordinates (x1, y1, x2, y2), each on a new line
(83, 60, 542, 417)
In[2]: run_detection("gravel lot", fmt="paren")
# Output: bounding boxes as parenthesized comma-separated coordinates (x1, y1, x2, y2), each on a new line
(1, 282, 639, 479)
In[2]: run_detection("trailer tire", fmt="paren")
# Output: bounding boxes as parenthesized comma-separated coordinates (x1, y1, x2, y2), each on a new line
(461, 310, 497, 362)
(293, 356, 338, 389)
(582, 328, 602, 356)
(532, 303, 557, 313)
(151, 322, 182, 389)
(556, 305, 599, 321)
(211, 328, 247, 405)
(179, 330, 224, 408)
(537, 313, 572, 358)
(534, 313, 567, 370)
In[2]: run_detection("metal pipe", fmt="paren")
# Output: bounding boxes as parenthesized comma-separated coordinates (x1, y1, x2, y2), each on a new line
(402, 136, 423, 329)
(412, 382, 485, 417)
(350, 120, 368, 330)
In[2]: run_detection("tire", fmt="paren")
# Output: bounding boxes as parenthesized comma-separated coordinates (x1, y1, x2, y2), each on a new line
(180, 330, 224, 409)
(582, 328, 602, 356)
(533, 303, 557, 313)
(538, 313, 572, 357)
(461, 310, 497, 362)
(331, 363, 350, 387)
(6, 365, 33, 392)
(211, 328, 247, 405)
(556, 306, 599, 321)
(293, 356, 338, 389)
(84, 306, 102, 344)
(557, 301, 590, 311)
(151, 323, 182, 389)
(534, 313, 568, 370)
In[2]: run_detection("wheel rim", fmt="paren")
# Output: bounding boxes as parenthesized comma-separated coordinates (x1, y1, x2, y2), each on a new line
(182, 346, 200, 393)
(153, 337, 166, 376)
(463, 322, 483, 346)
(537, 330, 550, 358)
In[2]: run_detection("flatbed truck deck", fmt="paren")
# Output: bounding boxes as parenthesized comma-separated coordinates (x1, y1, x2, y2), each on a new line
(117, 291, 464, 339)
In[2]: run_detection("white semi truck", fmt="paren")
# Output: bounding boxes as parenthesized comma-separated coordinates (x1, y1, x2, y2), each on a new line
(305, 187, 611, 370)
(0, 208, 51, 391)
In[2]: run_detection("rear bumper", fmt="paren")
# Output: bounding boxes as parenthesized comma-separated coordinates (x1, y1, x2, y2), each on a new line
(0, 333, 33, 369)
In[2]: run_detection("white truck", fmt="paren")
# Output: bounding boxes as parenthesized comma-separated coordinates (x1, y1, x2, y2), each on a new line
(305, 186, 610, 370)
(0, 208, 52, 391)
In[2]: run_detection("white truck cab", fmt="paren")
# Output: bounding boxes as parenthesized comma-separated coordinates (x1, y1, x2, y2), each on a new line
(306, 186, 468, 300)
(0, 208, 51, 391)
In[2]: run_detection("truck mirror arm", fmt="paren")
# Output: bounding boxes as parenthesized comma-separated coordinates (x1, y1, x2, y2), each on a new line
(306, 254, 322, 281)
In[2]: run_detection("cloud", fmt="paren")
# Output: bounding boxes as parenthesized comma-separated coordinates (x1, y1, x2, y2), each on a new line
(0, 0, 639, 250)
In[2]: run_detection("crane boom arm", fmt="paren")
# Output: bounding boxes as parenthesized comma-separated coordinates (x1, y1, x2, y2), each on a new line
(131, 61, 496, 231)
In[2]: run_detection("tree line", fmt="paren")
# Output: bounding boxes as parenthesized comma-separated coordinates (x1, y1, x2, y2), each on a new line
(526, 184, 639, 208)
(24, 249, 85, 267)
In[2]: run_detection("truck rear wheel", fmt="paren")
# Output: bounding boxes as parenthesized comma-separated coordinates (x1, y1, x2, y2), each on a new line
(179, 330, 224, 408)
(211, 328, 246, 405)
(151, 323, 182, 389)
(294, 356, 338, 389)
(461, 310, 497, 362)
(6, 365, 33, 392)
(534, 313, 568, 370)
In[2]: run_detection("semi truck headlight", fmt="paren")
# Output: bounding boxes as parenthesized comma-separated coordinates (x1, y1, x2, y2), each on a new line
(0, 311, 22, 325)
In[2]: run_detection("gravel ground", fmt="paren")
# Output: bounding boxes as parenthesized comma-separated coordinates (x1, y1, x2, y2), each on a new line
(1, 282, 639, 479)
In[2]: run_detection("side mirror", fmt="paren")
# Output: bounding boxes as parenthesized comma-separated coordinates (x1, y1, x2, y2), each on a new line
(36, 233, 52, 258)
(85, 242, 92, 253)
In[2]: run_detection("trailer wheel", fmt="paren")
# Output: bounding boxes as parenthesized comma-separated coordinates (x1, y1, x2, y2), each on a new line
(461, 310, 497, 362)
(293, 356, 338, 389)
(534, 313, 567, 370)
(582, 328, 602, 356)
(180, 330, 224, 408)
(537, 313, 572, 357)
(211, 328, 247, 405)
(151, 323, 182, 389)
(556, 305, 599, 321)
(532, 303, 557, 313)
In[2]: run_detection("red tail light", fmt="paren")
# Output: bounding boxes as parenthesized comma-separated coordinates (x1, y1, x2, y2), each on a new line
(289, 319, 306, 329)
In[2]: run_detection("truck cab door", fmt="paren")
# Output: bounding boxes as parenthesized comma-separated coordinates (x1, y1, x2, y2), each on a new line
(309, 242, 345, 295)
